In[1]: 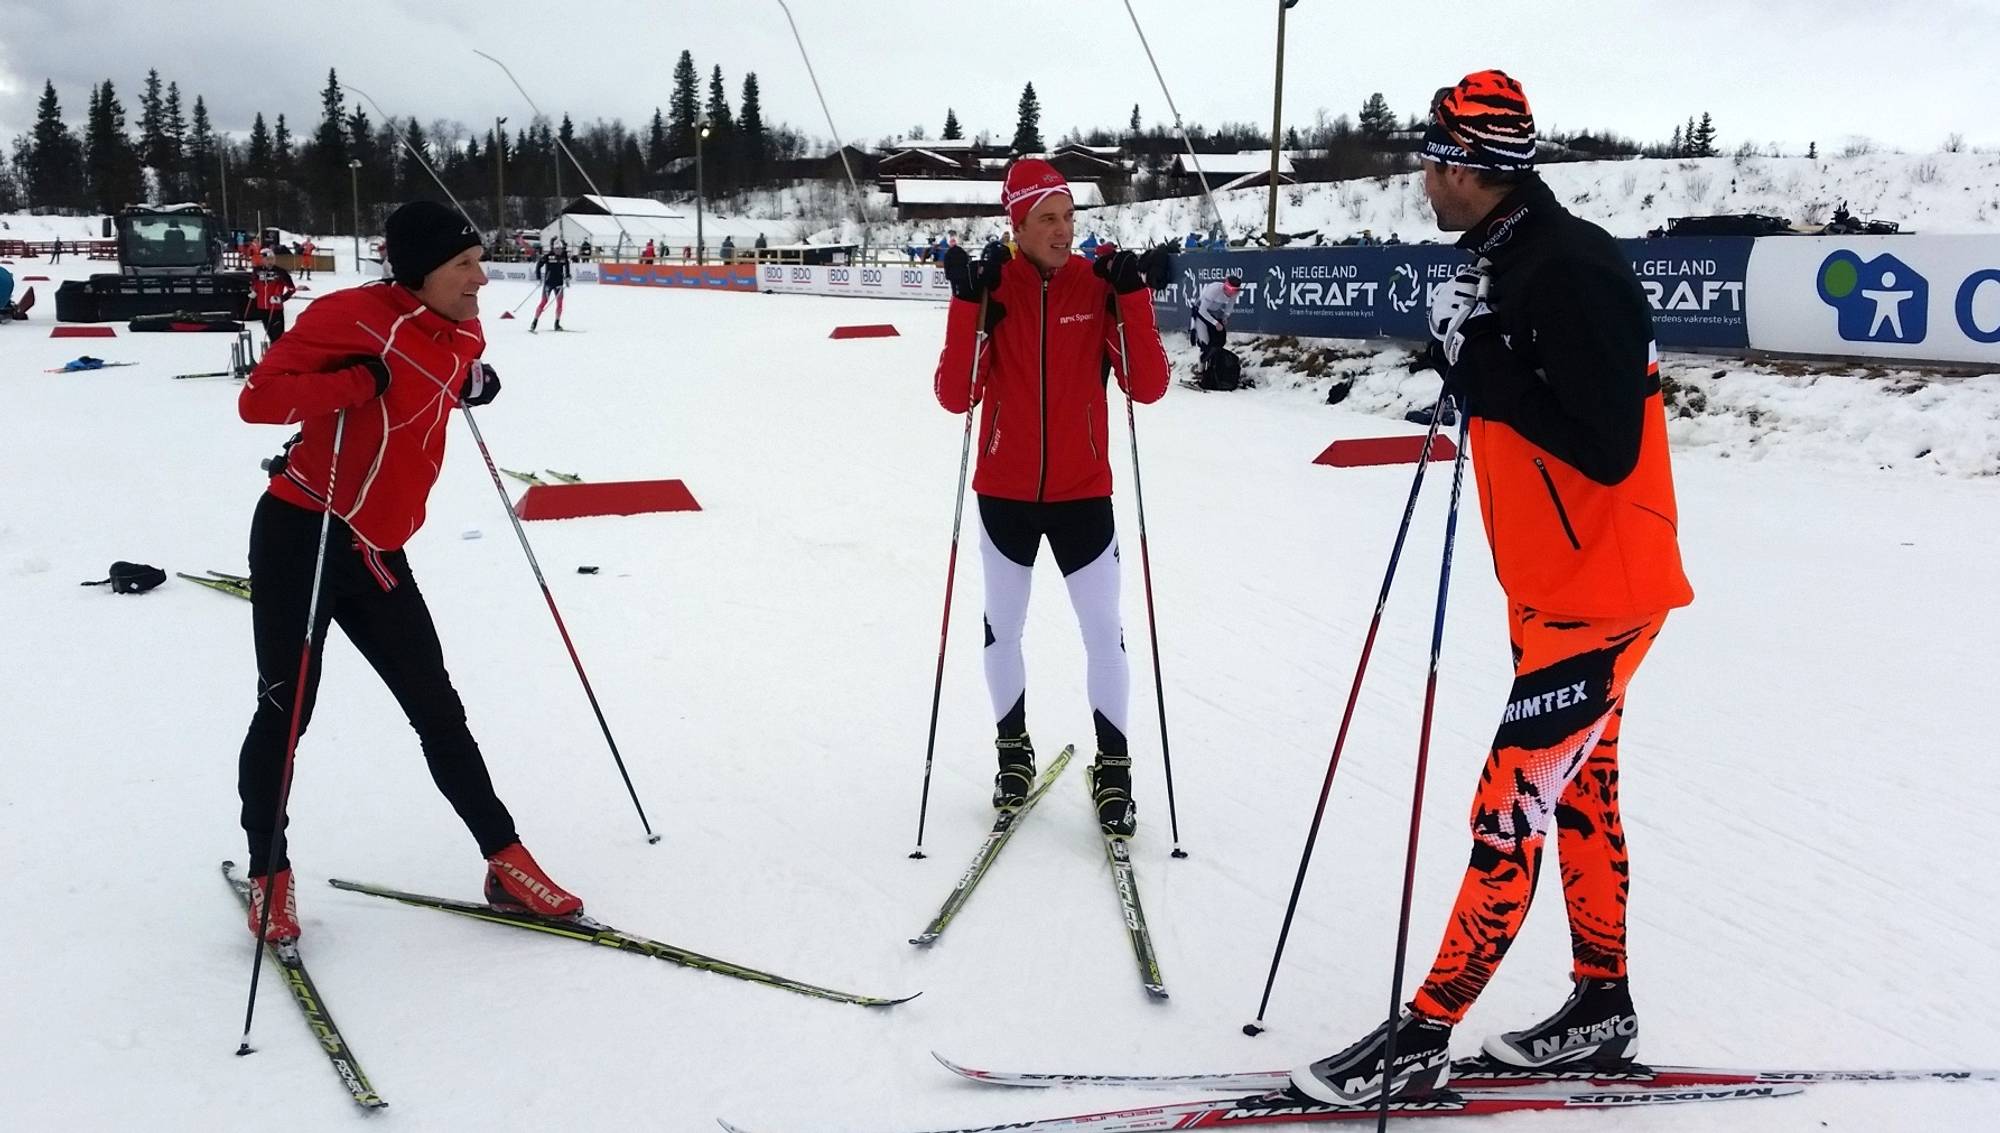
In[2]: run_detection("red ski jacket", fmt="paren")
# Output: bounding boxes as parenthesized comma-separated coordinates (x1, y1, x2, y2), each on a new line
(248, 264, 295, 312)
(240, 282, 484, 552)
(934, 253, 1169, 502)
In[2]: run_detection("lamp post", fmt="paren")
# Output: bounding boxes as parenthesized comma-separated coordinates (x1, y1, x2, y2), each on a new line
(348, 158, 362, 271)
(695, 115, 712, 264)
(218, 146, 230, 234)
(493, 116, 508, 256)
(1266, 0, 1300, 245)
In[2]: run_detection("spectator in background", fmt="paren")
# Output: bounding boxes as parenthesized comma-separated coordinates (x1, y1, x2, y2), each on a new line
(49, 238, 63, 264)
(1183, 231, 1200, 251)
(754, 232, 768, 252)
(1079, 231, 1100, 258)
(720, 235, 736, 261)
(642, 239, 656, 264)
(299, 239, 317, 280)
(1189, 273, 1241, 378)
(578, 238, 593, 262)
(246, 248, 298, 344)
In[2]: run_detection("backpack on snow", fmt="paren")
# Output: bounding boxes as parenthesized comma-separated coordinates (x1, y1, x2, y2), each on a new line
(1199, 348, 1243, 391)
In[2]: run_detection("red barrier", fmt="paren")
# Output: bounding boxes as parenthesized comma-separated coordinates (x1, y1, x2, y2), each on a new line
(51, 325, 117, 338)
(830, 324, 900, 339)
(514, 479, 702, 521)
(1314, 434, 1458, 468)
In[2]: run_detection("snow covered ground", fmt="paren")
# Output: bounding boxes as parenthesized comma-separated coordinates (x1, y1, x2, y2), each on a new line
(4, 256, 1999, 1131)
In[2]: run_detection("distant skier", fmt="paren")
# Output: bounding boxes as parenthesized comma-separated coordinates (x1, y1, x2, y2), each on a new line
(233, 200, 583, 942)
(530, 239, 571, 332)
(247, 250, 298, 344)
(1189, 274, 1241, 379)
(1290, 70, 1693, 1107)
(933, 159, 1170, 838)
(299, 238, 317, 280)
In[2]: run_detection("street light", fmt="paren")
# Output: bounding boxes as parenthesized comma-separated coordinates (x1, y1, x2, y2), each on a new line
(494, 116, 509, 257)
(218, 146, 229, 235)
(1266, 0, 1301, 245)
(695, 115, 712, 265)
(348, 158, 363, 271)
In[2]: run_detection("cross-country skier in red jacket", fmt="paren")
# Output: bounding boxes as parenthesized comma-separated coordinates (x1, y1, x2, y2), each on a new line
(233, 200, 582, 942)
(934, 158, 1170, 837)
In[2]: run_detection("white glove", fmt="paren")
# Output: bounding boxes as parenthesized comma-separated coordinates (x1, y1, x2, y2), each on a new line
(1428, 264, 1494, 367)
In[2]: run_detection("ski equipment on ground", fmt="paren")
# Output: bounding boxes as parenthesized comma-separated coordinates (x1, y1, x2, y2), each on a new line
(717, 1082, 1800, 1133)
(221, 862, 386, 1109)
(911, 744, 1074, 946)
(326, 877, 915, 1008)
(178, 570, 251, 600)
(1088, 772, 1166, 999)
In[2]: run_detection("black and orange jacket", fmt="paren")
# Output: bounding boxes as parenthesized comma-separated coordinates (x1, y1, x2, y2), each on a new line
(935, 253, 1169, 502)
(1451, 175, 1693, 618)
(241, 282, 484, 552)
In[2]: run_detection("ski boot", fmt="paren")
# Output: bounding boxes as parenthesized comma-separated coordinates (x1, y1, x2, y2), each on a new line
(552, 318, 564, 331)
(528, 316, 539, 333)
(485, 842, 584, 917)
(1481, 977, 1638, 1068)
(247, 867, 301, 943)
(992, 734, 1036, 810)
(1087, 752, 1138, 838)
(1290, 1008, 1453, 1106)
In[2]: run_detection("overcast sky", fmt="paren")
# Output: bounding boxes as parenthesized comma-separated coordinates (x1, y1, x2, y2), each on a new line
(1, 0, 1992, 157)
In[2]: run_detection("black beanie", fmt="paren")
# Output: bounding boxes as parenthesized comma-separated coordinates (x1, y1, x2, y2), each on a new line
(385, 201, 483, 289)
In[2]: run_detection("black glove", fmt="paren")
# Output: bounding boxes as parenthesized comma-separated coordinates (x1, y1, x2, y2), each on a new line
(345, 355, 392, 398)
(1138, 244, 1175, 291)
(1093, 249, 1146, 295)
(459, 361, 501, 407)
(944, 243, 1008, 303)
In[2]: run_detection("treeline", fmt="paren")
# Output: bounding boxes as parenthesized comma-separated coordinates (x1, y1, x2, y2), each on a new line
(0, 58, 812, 235)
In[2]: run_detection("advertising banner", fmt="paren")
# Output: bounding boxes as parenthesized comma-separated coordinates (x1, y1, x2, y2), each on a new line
(1746, 235, 2000, 366)
(758, 261, 952, 301)
(598, 263, 758, 291)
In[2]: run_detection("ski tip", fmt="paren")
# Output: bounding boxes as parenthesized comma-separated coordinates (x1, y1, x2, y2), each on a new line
(716, 1120, 757, 1133)
(866, 991, 924, 1008)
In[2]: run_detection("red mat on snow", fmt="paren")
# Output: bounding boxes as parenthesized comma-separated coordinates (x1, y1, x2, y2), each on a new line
(51, 325, 117, 338)
(514, 479, 701, 521)
(829, 324, 899, 339)
(1314, 434, 1458, 468)
(24, 275, 49, 282)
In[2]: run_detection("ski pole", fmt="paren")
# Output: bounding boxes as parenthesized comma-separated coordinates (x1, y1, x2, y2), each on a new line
(1243, 393, 1453, 1036)
(239, 409, 347, 1055)
(1374, 406, 1473, 1132)
(507, 282, 540, 317)
(1110, 301, 1186, 858)
(910, 291, 989, 859)
(357, 325, 662, 845)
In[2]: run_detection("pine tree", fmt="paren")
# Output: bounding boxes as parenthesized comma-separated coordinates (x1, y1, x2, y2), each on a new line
(1693, 111, 1716, 157)
(27, 80, 84, 210)
(162, 82, 187, 198)
(138, 69, 168, 174)
(1669, 123, 1682, 157)
(739, 73, 768, 182)
(187, 95, 214, 203)
(1358, 92, 1394, 140)
(942, 107, 962, 140)
(705, 65, 734, 132)
(1011, 82, 1043, 154)
(274, 113, 295, 182)
(85, 80, 142, 212)
(309, 69, 348, 225)
(646, 107, 668, 172)
(669, 51, 700, 155)
(1283, 126, 1302, 149)
(246, 113, 273, 179)
(401, 118, 430, 198)
(1684, 116, 1696, 155)
(1130, 104, 1141, 135)
(1806, 139, 1818, 160)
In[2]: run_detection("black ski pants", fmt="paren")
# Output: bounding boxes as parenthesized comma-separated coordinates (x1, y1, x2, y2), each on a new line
(238, 493, 517, 876)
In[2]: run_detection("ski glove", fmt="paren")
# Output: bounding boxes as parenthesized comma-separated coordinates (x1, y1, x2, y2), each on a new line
(344, 355, 393, 398)
(1138, 243, 1175, 291)
(944, 243, 1008, 303)
(459, 361, 501, 407)
(1428, 264, 1497, 368)
(1093, 249, 1147, 295)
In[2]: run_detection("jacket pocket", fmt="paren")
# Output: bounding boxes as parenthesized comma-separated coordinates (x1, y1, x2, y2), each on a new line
(1533, 457, 1582, 550)
(1085, 402, 1099, 460)
(984, 404, 1003, 456)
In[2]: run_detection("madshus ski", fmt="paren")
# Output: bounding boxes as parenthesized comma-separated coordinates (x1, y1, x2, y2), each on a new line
(326, 877, 915, 1008)
(1089, 774, 1166, 999)
(717, 1083, 1799, 1133)
(912, 744, 1075, 947)
(221, 862, 387, 1110)
(179, 569, 251, 600)
(933, 1050, 2000, 1092)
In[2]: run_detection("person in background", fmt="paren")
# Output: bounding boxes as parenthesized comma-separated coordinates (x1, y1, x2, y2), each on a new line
(299, 238, 317, 281)
(1189, 273, 1241, 378)
(247, 248, 299, 345)
(720, 235, 736, 261)
(754, 231, 768, 252)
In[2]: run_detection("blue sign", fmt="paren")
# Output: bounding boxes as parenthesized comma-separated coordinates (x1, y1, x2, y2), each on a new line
(1817, 250, 1928, 344)
(1150, 236, 1751, 350)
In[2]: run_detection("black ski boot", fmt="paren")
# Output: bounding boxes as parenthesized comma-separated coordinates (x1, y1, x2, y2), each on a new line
(1087, 753, 1137, 838)
(1289, 1008, 1453, 1106)
(992, 734, 1036, 810)
(1481, 977, 1638, 1068)
(553, 318, 564, 331)
(529, 316, 539, 332)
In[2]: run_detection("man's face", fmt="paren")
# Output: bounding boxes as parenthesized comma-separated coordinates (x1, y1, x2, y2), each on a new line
(1423, 160, 1487, 233)
(1017, 194, 1075, 272)
(413, 246, 487, 321)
